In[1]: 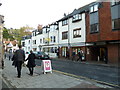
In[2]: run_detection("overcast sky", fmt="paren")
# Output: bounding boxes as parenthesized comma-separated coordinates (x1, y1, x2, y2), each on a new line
(0, 0, 96, 29)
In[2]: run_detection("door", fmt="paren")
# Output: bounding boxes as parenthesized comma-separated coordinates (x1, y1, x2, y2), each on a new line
(100, 47, 108, 63)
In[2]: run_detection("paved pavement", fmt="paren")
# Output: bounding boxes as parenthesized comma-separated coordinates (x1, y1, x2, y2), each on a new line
(1, 58, 113, 89)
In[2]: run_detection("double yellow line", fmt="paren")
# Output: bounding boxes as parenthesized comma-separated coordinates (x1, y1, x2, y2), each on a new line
(53, 70, 120, 88)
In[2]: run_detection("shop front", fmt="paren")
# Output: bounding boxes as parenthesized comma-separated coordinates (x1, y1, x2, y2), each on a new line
(70, 47, 86, 61)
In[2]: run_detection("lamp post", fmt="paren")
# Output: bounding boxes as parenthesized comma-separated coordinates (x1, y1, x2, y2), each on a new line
(46, 25, 50, 56)
(67, 13, 70, 59)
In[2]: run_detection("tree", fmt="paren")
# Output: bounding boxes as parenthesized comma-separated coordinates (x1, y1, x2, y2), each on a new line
(3, 25, 33, 44)
(3, 27, 14, 40)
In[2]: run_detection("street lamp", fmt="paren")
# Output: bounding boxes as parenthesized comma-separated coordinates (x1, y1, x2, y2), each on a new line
(46, 25, 50, 56)
(67, 13, 70, 59)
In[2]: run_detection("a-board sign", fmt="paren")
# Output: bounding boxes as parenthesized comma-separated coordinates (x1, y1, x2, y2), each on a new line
(42, 60, 52, 74)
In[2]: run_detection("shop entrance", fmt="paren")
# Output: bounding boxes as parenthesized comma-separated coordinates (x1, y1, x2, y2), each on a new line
(62, 47, 69, 58)
(90, 46, 108, 63)
(99, 47, 108, 63)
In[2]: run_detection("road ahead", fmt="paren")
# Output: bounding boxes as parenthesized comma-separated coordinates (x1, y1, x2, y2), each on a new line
(35, 59, 119, 87)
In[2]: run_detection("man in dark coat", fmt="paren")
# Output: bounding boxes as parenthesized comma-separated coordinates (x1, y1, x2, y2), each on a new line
(77, 50, 82, 61)
(26, 50, 36, 76)
(14, 45, 25, 78)
(72, 50, 76, 61)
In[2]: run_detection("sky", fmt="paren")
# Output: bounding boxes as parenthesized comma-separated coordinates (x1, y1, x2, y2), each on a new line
(0, 0, 96, 29)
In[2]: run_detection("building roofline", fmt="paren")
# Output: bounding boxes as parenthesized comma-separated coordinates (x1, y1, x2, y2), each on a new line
(57, 1, 97, 22)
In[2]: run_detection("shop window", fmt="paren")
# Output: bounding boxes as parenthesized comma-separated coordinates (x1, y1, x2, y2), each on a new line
(62, 47, 67, 57)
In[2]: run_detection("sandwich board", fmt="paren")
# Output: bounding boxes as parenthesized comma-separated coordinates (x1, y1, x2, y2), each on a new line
(41, 60, 52, 74)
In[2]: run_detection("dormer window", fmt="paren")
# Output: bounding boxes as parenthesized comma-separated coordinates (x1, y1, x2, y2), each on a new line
(62, 19, 68, 26)
(111, 0, 120, 6)
(72, 14, 82, 22)
(90, 4, 98, 13)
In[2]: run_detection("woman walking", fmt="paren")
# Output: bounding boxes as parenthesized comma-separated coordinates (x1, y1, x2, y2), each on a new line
(26, 50, 36, 76)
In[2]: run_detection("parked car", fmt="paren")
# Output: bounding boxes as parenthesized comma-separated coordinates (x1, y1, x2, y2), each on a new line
(33, 51, 50, 60)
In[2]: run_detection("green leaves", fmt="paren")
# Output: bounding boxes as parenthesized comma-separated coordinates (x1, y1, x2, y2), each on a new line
(3, 26, 33, 44)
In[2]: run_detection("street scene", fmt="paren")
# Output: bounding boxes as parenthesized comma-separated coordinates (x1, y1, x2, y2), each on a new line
(0, 0, 120, 89)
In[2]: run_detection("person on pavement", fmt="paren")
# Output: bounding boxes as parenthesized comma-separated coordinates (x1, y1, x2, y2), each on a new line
(9, 49, 12, 60)
(77, 50, 82, 61)
(14, 45, 25, 78)
(72, 50, 76, 61)
(4, 51, 7, 59)
(25, 50, 36, 76)
(12, 52, 17, 67)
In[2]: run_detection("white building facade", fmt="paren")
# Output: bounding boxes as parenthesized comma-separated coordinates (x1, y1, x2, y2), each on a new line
(21, 35, 32, 53)
(58, 8, 86, 59)
(21, 6, 87, 59)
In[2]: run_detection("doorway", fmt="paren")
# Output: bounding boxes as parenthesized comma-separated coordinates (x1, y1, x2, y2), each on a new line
(99, 47, 108, 63)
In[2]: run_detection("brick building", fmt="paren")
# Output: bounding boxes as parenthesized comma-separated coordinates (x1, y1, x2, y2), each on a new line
(0, 3, 4, 68)
(86, 2, 120, 63)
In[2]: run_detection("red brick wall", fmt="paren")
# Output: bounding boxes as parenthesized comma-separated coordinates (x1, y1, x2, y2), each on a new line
(86, 2, 120, 42)
(108, 44, 119, 63)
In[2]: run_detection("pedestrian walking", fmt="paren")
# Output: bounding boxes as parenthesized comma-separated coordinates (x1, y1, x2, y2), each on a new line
(77, 50, 82, 61)
(72, 50, 76, 61)
(9, 49, 12, 60)
(56, 49, 59, 58)
(25, 50, 36, 76)
(4, 51, 7, 59)
(12, 52, 17, 67)
(66, 50, 69, 59)
(13, 45, 25, 78)
(104, 50, 108, 64)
